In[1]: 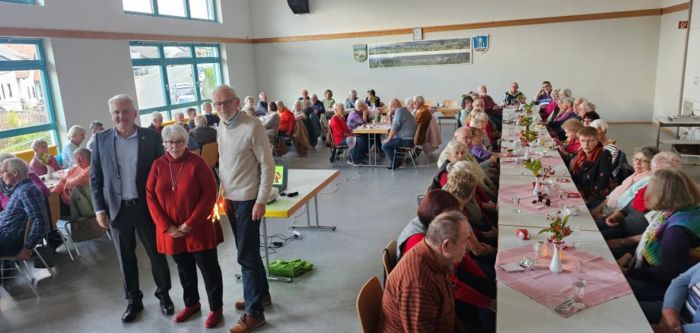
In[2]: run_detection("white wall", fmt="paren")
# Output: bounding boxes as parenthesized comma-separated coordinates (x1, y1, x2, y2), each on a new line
(682, 0, 700, 113)
(251, 0, 661, 38)
(653, 9, 690, 119)
(254, 14, 662, 121)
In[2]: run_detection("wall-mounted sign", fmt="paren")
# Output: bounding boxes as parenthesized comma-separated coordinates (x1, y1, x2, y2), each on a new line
(679, 20, 689, 29)
(353, 44, 368, 62)
(368, 38, 472, 69)
(473, 35, 489, 52)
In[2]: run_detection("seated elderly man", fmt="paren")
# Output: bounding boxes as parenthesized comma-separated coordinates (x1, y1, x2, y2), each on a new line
(149, 111, 164, 134)
(87, 120, 104, 151)
(0, 157, 49, 259)
(344, 89, 359, 109)
(173, 111, 190, 131)
(52, 148, 93, 218)
(379, 211, 471, 333)
(260, 102, 280, 145)
(381, 98, 416, 169)
(189, 115, 218, 148)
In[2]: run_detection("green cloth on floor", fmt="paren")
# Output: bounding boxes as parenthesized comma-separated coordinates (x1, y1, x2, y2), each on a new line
(269, 259, 314, 277)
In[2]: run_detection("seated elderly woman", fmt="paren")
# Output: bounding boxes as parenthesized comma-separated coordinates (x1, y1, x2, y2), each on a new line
(52, 148, 93, 218)
(582, 111, 600, 127)
(569, 126, 613, 209)
(457, 95, 474, 128)
(29, 139, 62, 176)
(149, 111, 164, 134)
(606, 152, 683, 260)
(592, 146, 658, 221)
(470, 115, 493, 151)
(329, 104, 367, 165)
(61, 125, 86, 168)
(540, 88, 561, 121)
(547, 97, 576, 140)
(397, 189, 496, 332)
(623, 169, 700, 309)
(347, 100, 370, 130)
(432, 140, 497, 200)
(0, 152, 49, 210)
(260, 102, 280, 145)
(554, 118, 583, 164)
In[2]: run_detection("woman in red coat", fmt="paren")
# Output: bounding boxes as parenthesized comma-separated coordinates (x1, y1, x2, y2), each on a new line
(146, 125, 223, 328)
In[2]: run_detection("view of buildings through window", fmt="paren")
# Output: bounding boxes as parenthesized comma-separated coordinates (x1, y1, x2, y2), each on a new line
(0, 39, 56, 152)
(130, 42, 222, 125)
(122, 0, 216, 21)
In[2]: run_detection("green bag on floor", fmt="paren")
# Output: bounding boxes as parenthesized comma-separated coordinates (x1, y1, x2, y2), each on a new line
(269, 259, 313, 277)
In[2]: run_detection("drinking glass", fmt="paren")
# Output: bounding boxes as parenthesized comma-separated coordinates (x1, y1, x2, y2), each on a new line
(512, 196, 522, 213)
(571, 225, 582, 248)
(571, 277, 587, 310)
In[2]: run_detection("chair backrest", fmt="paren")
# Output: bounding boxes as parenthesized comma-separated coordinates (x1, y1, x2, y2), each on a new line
(47, 191, 61, 228)
(442, 99, 458, 108)
(382, 240, 398, 284)
(356, 276, 383, 333)
(200, 142, 219, 168)
(413, 121, 425, 146)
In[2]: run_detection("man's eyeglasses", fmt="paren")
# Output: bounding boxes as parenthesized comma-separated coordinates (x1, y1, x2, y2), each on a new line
(163, 140, 185, 145)
(213, 99, 235, 107)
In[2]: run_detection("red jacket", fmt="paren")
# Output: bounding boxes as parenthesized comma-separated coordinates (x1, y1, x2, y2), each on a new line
(146, 150, 222, 255)
(329, 114, 352, 145)
(278, 108, 295, 134)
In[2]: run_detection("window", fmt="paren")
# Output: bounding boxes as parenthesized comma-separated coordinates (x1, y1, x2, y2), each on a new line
(0, 38, 58, 152)
(129, 41, 223, 124)
(122, 0, 217, 21)
(0, 0, 37, 4)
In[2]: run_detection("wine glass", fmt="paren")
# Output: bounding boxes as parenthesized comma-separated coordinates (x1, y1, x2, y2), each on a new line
(512, 195, 522, 213)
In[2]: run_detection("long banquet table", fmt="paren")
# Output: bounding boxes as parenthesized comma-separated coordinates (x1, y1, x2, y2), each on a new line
(495, 108, 652, 332)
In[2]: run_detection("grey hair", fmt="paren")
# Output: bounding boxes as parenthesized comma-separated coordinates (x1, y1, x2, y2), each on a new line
(151, 111, 163, 120)
(108, 94, 136, 109)
(354, 100, 367, 109)
(651, 151, 682, 171)
(560, 97, 575, 106)
(212, 84, 237, 98)
(67, 125, 87, 140)
(244, 95, 255, 104)
(89, 121, 103, 130)
(31, 139, 48, 150)
(414, 96, 425, 105)
(174, 111, 185, 119)
(2, 157, 29, 180)
(334, 103, 345, 112)
(161, 124, 189, 143)
(349, 89, 357, 95)
(443, 140, 469, 160)
(201, 101, 212, 109)
(194, 115, 208, 127)
(0, 152, 17, 163)
(561, 89, 573, 98)
(634, 146, 659, 162)
(404, 97, 414, 106)
(589, 119, 608, 134)
(73, 147, 91, 161)
(582, 102, 596, 113)
(425, 211, 470, 244)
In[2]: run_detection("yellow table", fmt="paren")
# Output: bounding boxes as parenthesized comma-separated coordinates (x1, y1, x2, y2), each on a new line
(352, 124, 391, 166)
(262, 169, 339, 282)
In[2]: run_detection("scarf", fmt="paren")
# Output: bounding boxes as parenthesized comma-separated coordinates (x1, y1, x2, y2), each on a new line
(606, 170, 651, 209)
(642, 207, 700, 267)
(222, 110, 243, 129)
(37, 152, 52, 165)
(570, 144, 602, 174)
(632, 210, 666, 268)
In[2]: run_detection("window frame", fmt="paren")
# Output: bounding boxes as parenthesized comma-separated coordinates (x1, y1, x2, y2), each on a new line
(129, 41, 223, 118)
(0, 38, 59, 147)
(123, 0, 218, 22)
(0, 0, 36, 4)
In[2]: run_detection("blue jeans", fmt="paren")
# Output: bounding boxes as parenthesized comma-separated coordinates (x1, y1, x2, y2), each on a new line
(341, 136, 367, 161)
(382, 138, 414, 167)
(226, 199, 269, 315)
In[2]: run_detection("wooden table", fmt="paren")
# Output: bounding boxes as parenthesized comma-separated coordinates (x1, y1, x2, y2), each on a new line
(496, 114, 652, 332)
(352, 124, 391, 166)
(262, 169, 339, 282)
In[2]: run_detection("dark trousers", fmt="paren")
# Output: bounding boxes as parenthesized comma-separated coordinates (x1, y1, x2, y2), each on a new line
(172, 248, 223, 311)
(226, 199, 269, 315)
(110, 200, 171, 304)
(0, 236, 23, 256)
(382, 138, 414, 167)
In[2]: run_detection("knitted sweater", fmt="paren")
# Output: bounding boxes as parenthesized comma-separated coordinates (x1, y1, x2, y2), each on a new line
(217, 111, 275, 204)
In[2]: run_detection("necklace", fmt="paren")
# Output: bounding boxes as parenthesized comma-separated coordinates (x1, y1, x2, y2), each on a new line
(168, 155, 186, 192)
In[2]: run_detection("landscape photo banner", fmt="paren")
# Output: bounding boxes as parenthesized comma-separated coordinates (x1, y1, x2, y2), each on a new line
(368, 38, 471, 69)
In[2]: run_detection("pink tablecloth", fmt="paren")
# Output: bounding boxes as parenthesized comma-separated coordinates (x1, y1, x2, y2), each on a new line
(499, 183, 586, 214)
(496, 245, 632, 318)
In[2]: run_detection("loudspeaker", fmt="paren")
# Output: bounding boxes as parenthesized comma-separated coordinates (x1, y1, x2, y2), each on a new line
(287, 0, 309, 14)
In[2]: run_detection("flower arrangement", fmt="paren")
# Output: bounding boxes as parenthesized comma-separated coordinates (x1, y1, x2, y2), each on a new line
(523, 159, 555, 179)
(539, 214, 572, 243)
(523, 101, 536, 115)
(518, 114, 538, 145)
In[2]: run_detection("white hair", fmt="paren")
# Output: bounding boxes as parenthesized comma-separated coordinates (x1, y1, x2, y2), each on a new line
(67, 125, 86, 140)
(651, 151, 682, 171)
(108, 94, 136, 109)
(2, 157, 29, 179)
(31, 139, 48, 150)
(212, 84, 237, 98)
(194, 115, 208, 127)
(73, 147, 91, 161)
(414, 96, 425, 105)
(161, 124, 189, 143)
(151, 111, 163, 120)
(589, 119, 608, 134)
(0, 152, 16, 164)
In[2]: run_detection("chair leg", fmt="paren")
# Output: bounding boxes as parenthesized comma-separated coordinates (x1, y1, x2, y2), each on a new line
(63, 222, 81, 257)
(21, 261, 35, 281)
(408, 150, 417, 168)
(32, 249, 55, 277)
(57, 225, 75, 261)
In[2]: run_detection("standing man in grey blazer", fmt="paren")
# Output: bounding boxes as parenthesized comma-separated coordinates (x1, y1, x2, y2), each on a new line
(90, 94, 173, 323)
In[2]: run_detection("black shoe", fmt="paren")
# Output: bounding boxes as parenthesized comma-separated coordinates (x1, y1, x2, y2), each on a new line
(122, 302, 144, 322)
(160, 296, 175, 316)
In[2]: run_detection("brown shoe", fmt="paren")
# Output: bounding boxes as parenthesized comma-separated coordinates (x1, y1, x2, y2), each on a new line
(229, 313, 265, 333)
(234, 295, 272, 311)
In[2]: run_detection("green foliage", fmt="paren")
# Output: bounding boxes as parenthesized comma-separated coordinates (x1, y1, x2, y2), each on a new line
(538, 215, 572, 242)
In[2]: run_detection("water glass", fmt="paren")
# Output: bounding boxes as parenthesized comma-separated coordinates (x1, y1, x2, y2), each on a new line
(512, 196, 522, 213)
(571, 278, 587, 310)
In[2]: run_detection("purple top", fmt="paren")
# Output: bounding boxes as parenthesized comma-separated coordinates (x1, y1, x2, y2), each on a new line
(29, 155, 61, 176)
(471, 144, 492, 163)
(347, 110, 365, 130)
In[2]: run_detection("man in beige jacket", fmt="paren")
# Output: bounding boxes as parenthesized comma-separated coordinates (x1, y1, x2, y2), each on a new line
(213, 85, 275, 333)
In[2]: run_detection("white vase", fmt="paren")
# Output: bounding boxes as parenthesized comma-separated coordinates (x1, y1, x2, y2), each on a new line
(524, 148, 531, 160)
(550, 242, 563, 273)
(532, 177, 541, 195)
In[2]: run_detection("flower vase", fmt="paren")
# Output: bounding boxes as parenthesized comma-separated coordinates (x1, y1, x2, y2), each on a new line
(524, 148, 531, 160)
(532, 177, 541, 195)
(549, 241, 564, 273)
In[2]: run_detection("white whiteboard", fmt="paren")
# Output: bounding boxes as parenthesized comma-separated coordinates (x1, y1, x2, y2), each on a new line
(683, 0, 700, 114)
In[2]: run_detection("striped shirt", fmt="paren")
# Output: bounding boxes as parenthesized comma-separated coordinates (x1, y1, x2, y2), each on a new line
(378, 240, 455, 333)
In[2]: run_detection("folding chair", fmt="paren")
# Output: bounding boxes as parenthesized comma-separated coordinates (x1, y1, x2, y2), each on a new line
(0, 219, 55, 297)
(328, 126, 349, 166)
(390, 123, 423, 170)
(356, 276, 383, 333)
(47, 192, 76, 261)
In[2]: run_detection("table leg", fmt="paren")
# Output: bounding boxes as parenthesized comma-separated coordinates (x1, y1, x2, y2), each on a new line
(262, 217, 292, 282)
(292, 196, 337, 231)
(656, 125, 661, 148)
